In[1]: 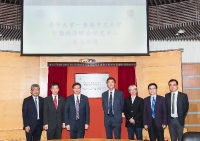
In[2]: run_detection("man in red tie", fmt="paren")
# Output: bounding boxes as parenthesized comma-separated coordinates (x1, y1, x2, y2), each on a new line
(43, 82, 65, 140)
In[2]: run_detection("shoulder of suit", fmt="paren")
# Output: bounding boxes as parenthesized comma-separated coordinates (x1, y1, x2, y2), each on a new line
(102, 90, 108, 95)
(24, 96, 32, 101)
(81, 94, 88, 98)
(178, 91, 188, 97)
(136, 96, 143, 100)
(165, 92, 171, 96)
(58, 95, 65, 100)
(39, 96, 44, 99)
(144, 96, 150, 100)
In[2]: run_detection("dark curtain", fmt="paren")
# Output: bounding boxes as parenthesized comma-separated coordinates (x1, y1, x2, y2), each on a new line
(47, 66, 67, 98)
(118, 66, 136, 99)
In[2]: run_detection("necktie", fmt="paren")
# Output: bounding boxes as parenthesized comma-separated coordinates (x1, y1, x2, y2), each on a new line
(108, 92, 113, 115)
(35, 98, 38, 119)
(54, 96, 58, 109)
(172, 93, 175, 114)
(75, 96, 79, 119)
(151, 97, 155, 118)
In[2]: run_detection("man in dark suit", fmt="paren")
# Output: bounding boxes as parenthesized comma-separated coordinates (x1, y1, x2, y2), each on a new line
(124, 85, 143, 140)
(43, 82, 65, 140)
(165, 79, 189, 141)
(65, 82, 90, 139)
(22, 84, 44, 141)
(143, 83, 167, 141)
(102, 77, 124, 139)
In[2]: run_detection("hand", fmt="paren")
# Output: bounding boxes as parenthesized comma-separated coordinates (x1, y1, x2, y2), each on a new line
(25, 126, 30, 133)
(129, 118, 135, 124)
(62, 123, 65, 128)
(162, 124, 166, 129)
(66, 125, 70, 130)
(144, 125, 148, 130)
(44, 124, 48, 130)
(85, 124, 89, 130)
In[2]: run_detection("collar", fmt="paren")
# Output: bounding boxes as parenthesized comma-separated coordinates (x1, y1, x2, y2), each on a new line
(74, 94, 81, 98)
(171, 90, 178, 95)
(52, 94, 58, 98)
(109, 88, 115, 94)
(32, 95, 38, 99)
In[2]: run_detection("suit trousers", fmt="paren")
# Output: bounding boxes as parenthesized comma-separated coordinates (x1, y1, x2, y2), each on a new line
(26, 120, 42, 141)
(148, 118, 164, 141)
(105, 115, 121, 139)
(47, 123, 62, 140)
(70, 119, 85, 139)
(168, 118, 184, 141)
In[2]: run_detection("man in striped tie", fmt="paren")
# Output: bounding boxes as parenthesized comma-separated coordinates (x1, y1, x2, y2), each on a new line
(64, 83, 90, 139)
(143, 83, 167, 141)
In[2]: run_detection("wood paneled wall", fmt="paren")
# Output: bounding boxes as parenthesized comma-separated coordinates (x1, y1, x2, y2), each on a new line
(0, 50, 182, 140)
(182, 63, 200, 132)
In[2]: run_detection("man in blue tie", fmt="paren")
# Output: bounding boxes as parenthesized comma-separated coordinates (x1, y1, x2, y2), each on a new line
(22, 84, 44, 141)
(102, 77, 124, 139)
(65, 82, 90, 139)
(143, 83, 167, 141)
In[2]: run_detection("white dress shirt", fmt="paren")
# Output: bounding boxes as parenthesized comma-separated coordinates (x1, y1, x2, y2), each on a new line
(131, 95, 136, 104)
(171, 91, 178, 117)
(52, 94, 59, 106)
(32, 96, 39, 120)
(74, 94, 81, 105)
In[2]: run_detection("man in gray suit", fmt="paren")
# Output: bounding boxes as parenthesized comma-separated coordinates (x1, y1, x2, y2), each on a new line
(102, 77, 124, 139)
(165, 79, 189, 141)
(43, 82, 65, 140)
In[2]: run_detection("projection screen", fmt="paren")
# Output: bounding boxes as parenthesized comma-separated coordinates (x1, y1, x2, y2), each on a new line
(21, 0, 149, 55)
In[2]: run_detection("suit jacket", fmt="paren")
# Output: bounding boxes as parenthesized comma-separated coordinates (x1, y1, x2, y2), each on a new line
(143, 95, 167, 128)
(43, 95, 65, 130)
(65, 94, 90, 129)
(22, 95, 44, 130)
(102, 89, 124, 123)
(124, 96, 144, 128)
(165, 91, 189, 126)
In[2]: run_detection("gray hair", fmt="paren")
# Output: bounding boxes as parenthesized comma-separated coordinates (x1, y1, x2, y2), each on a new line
(31, 84, 40, 90)
(128, 85, 137, 91)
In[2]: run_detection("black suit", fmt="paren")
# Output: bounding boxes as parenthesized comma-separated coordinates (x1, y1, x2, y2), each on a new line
(65, 94, 90, 138)
(43, 95, 65, 140)
(124, 96, 143, 140)
(165, 91, 189, 141)
(22, 96, 44, 141)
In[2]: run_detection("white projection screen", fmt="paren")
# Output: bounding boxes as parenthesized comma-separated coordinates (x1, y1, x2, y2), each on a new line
(21, 0, 149, 56)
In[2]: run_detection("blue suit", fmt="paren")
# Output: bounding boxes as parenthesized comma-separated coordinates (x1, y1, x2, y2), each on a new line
(65, 94, 90, 138)
(102, 89, 124, 139)
(22, 96, 44, 141)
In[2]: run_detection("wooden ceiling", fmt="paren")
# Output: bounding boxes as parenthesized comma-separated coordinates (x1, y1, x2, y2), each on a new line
(0, 0, 200, 40)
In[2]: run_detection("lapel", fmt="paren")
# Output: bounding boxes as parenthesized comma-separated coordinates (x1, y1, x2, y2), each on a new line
(57, 96, 61, 110)
(104, 91, 109, 109)
(72, 95, 76, 111)
(49, 95, 57, 111)
(38, 96, 42, 111)
(177, 92, 181, 110)
(113, 90, 117, 106)
(168, 92, 172, 110)
(79, 94, 83, 109)
(30, 96, 37, 111)
(147, 96, 151, 113)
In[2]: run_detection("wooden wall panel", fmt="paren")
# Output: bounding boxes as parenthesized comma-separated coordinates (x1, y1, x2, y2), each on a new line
(182, 63, 200, 131)
(182, 63, 200, 75)
(185, 114, 200, 124)
(0, 52, 40, 139)
(188, 102, 200, 112)
(183, 90, 200, 99)
(183, 77, 200, 87)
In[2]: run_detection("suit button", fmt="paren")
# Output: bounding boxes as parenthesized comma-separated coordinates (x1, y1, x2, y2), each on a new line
(131, 111, 133, 112)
